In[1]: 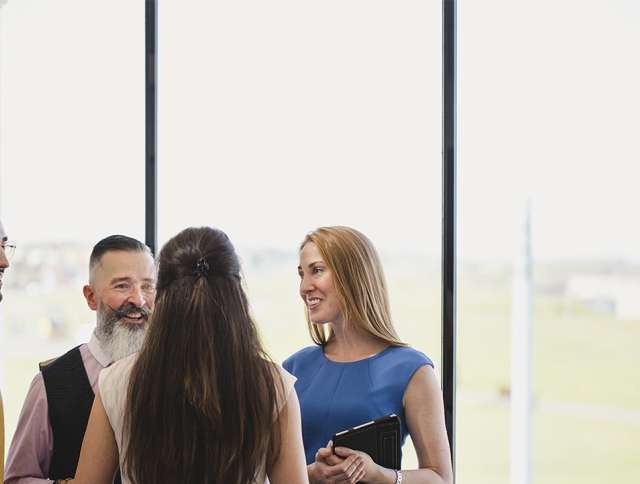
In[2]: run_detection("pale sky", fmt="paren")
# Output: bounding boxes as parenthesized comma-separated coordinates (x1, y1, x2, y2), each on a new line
(1, 0, 638, 261)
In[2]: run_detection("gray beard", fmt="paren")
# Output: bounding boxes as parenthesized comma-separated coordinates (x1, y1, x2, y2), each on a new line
(95, 305, 147, 362)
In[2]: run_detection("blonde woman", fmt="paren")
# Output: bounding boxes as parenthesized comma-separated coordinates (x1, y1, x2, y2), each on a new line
(284, 226, 453, 484)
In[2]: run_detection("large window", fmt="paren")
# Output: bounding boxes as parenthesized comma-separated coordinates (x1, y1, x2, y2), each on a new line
(7, 3, 635, 482)
(458, 1, 640, 483)
(0, 0, 145, 445)
(157, 0, 443, 466)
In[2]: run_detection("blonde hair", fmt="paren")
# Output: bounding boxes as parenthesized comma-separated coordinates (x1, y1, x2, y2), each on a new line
(300, 226, 405, 347)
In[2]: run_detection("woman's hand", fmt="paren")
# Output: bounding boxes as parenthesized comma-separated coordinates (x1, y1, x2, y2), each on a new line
(308, 442, 365, 484)
(334, 447, 397, 484)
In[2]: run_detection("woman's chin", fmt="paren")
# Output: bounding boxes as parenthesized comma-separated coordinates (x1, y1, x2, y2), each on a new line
(311, 319, 331, 325)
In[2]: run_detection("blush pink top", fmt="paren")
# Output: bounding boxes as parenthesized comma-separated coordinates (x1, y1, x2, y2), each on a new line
(99, 354, 296, 484)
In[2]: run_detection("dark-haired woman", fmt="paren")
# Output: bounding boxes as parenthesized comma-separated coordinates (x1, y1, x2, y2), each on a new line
(70, 227, 308, 484)
(284, 226, 453, 484)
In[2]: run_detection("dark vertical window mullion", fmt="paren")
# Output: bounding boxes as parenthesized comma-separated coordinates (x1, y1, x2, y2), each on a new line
(442, 0, 457, 476)
(145, 0, 158, 254)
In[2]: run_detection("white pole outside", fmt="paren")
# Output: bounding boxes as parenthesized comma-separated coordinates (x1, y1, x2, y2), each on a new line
(510, 198, 533, 484)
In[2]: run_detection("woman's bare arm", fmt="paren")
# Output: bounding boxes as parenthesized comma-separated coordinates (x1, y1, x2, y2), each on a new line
(268, 388, 310, 484)
(69, 392, 119, 484)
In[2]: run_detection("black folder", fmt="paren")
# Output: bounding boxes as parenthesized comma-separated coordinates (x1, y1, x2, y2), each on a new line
(332, 414, 401, 470)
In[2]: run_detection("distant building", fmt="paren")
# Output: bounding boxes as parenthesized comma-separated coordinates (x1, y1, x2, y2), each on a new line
(566, 275, 640, 320)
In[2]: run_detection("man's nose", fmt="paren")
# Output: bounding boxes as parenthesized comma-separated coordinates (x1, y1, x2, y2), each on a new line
(0, 247, 9, 269)
(127, 286, 146, 307)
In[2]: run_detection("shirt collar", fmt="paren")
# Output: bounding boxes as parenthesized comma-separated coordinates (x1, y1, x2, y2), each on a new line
(88, 331, 114, 368)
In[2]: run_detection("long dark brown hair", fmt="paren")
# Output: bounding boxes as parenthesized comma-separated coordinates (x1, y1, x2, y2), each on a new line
(122, 227, 281, 484)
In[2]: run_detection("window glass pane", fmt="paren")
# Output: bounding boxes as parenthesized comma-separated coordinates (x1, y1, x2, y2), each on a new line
(158, 0, 442, 466)
(459, 1, 640, 483)
(0, 0, 144, 447)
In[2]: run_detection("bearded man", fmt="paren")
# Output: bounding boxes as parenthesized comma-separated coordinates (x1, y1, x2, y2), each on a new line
(4, 235, 155, 484)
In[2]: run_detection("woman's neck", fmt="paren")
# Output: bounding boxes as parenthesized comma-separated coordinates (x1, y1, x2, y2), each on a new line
(324, 322, 388, 362)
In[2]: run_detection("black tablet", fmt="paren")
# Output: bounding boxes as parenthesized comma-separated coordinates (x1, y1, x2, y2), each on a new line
(332, 414, 401, 470)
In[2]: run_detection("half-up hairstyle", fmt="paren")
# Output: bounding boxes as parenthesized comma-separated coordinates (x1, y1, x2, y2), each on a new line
(123, 227, 281, 484)
(301, 226, 406, 347)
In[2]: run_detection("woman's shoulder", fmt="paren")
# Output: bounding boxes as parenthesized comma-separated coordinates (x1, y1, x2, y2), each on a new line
(282, 345, 323, 372)
(383, 345, 434, 367)
(369, 345, 434, 385)
(262, 362, 297, 416)
(98, 353, 138, 426)
(275, 364, 297, 396)
(265, 360, 297, 387)
(99, 353, 138, 393)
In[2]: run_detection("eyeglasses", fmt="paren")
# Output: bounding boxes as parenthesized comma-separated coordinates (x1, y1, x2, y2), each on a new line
(1, 241, 16, 260)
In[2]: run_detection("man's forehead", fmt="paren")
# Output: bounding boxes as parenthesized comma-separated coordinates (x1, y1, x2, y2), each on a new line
(0, 219, 6, 240)
(93, 250, 155, 278)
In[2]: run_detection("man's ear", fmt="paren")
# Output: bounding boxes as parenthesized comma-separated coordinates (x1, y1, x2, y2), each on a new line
(83, 284, 98, 311)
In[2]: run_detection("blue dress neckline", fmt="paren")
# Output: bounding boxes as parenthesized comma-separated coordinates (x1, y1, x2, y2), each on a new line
(320, 345, 394, 365)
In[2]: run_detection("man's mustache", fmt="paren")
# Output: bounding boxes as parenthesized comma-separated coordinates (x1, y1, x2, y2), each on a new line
(112, 302, 151, 321)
